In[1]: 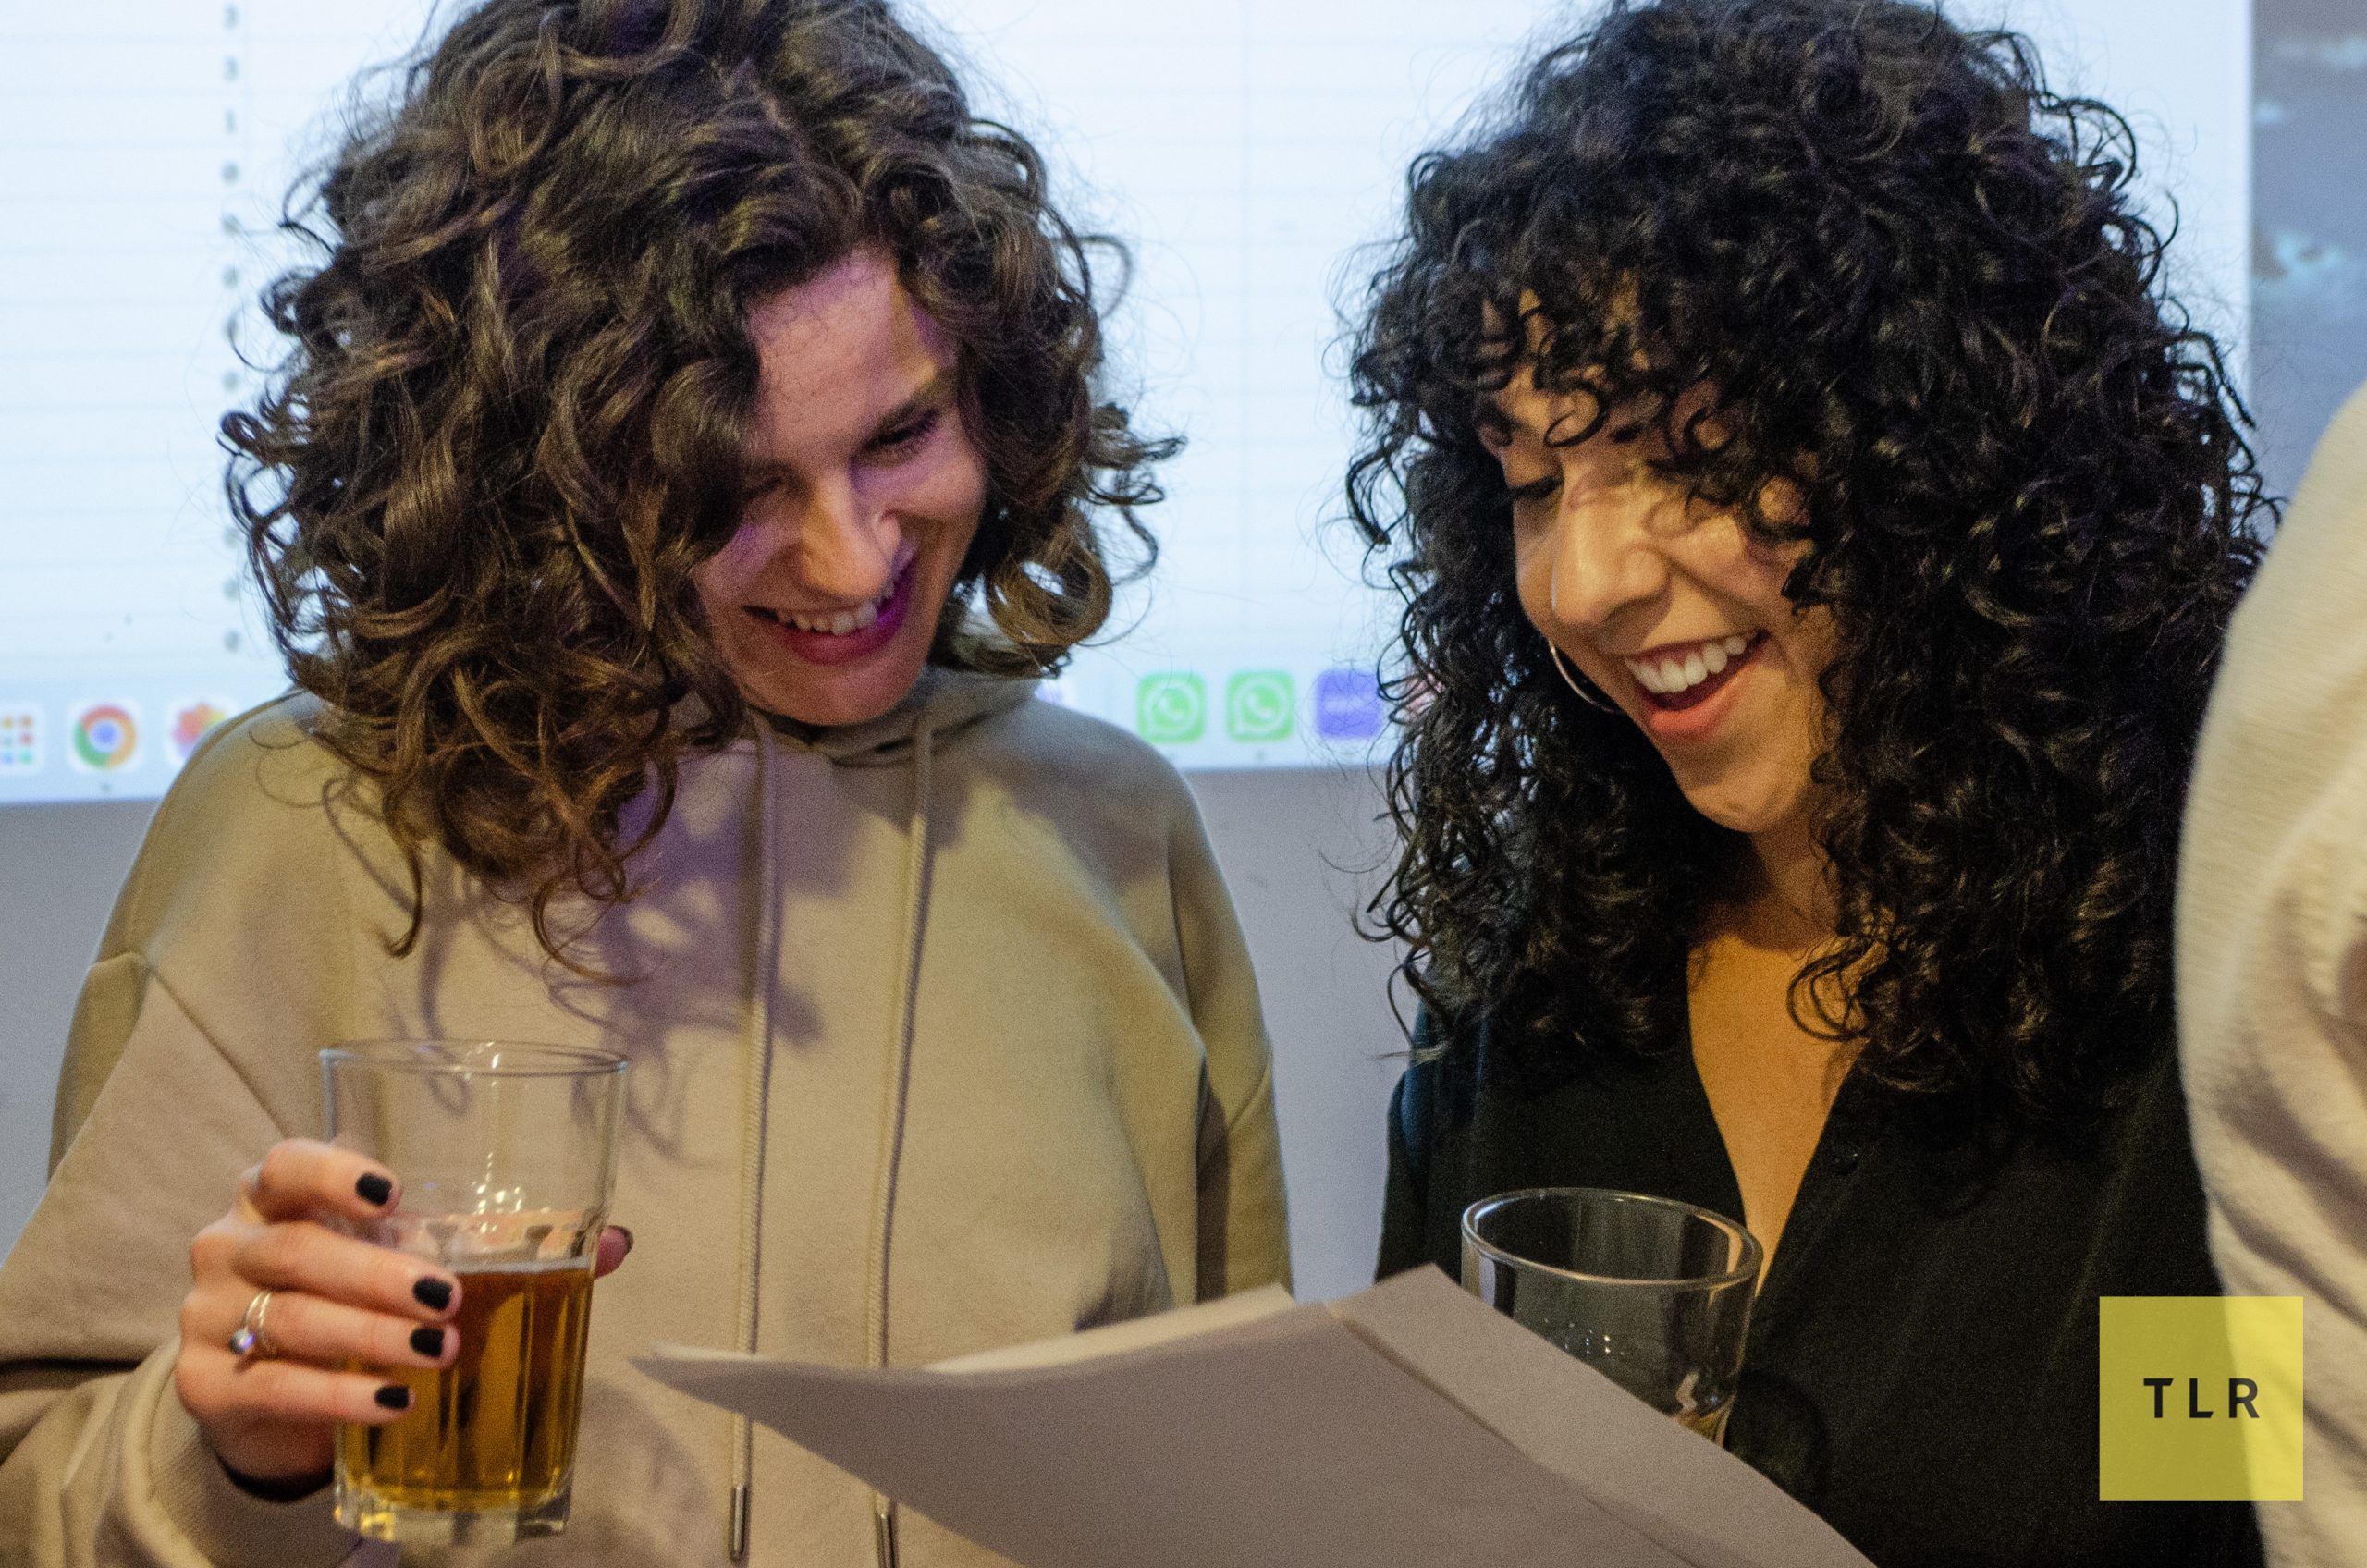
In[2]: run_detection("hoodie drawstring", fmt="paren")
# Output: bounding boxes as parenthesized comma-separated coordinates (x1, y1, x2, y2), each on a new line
(725, 717, 936, 1566)
(730, 729, 784, 1562)
(864, 718, 934, 1568)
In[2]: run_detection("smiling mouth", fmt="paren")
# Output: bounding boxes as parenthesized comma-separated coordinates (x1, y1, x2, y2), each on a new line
(1625, 632, 1762, 712)
(748, 550, 916, 638)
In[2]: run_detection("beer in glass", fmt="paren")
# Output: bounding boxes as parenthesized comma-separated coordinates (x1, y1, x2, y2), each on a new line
(322, 1040, 626, 1545)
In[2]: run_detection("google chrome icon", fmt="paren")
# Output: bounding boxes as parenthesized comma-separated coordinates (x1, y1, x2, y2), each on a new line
(70, 704, 139, 771)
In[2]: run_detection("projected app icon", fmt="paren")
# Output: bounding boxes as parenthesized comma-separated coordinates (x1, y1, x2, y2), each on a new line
(169, 700, 233, 762)
(1313, 668, 1384, 741)
(70, 703, 140, 772)
(0, 706, 41, 775)
(1135, 673, 1206, 744)
(1225, 671, 1295, 744)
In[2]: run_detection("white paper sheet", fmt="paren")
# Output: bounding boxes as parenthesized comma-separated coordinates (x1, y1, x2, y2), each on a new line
(633, 1266, 1874, 1568)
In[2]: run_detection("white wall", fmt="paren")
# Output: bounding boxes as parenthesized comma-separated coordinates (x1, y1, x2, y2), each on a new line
(0, 768, 1404, 1303)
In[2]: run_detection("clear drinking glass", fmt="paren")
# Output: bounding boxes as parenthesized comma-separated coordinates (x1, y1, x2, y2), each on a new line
(1461, 1186, 1761, 1441)
(321, 1040, 627, 1546)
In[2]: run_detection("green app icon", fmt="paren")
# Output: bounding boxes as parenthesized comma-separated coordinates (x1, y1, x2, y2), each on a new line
(1136, 673, 1207, 743)
(1226, 671, 1295, 743)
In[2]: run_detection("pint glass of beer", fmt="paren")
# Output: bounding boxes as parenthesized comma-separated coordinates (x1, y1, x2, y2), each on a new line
(322, 1040, 627, 1545)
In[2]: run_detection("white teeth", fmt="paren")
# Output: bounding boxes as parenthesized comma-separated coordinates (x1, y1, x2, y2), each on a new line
(775, 579, 896, 636)
(1625, 634, 1755, 696)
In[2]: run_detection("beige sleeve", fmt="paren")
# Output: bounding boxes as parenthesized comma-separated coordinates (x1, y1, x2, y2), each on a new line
(51, 952, 145, 1171)
(0, 717, 372, 1568)
(0, 967, 363, 1568)
(1167, 802, 1294, 1303)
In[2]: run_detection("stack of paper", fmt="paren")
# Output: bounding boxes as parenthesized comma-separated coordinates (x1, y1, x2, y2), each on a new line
(634, 1265, 1871, 1568)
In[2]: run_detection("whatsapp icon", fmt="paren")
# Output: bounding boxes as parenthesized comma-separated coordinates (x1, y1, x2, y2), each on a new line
(1136, 673, 1207, 743)
(1225, 671, 1295, 743)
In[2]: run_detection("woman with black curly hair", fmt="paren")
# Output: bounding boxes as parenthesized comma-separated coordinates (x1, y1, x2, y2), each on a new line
(0, 2, 1286, 1563)
(1355, 1, 2263, 1562)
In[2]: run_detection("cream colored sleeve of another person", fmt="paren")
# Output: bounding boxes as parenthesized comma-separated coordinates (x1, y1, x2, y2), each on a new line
(2178, 381, 2367, 1568)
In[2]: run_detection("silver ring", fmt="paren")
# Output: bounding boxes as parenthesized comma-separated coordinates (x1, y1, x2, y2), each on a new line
(228, 1289, 277, 1361)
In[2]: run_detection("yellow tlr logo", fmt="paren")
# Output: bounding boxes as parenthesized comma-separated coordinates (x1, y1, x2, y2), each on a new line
(2140, 1376, 2261, 1420)
(2099, 1296, 2302, 1501)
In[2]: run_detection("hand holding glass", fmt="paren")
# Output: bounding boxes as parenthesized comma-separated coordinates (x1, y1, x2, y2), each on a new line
(1462, 1187, 1760, 1440)
(322, 1040, 626, 1545)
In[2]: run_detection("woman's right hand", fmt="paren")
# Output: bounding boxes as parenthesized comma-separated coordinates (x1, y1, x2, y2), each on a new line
(174, 1138, 461, 1488)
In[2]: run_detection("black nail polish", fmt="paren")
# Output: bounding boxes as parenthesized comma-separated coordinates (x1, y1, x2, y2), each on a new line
(374, 1384, 411, 1411)
(355, 1172, 393, 1207)
(412, 1277, 453, 1312)
(410, 1326, 446, 1358)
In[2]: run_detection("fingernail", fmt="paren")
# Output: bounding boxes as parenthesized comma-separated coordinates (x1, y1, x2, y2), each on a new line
(613, 1226, 634, 1259)
(374, 1384, 411, 1411)
(409, 1326, 446, 1358)
(412, 1277, 453, 1312)
(355, 1173, 394, 1207)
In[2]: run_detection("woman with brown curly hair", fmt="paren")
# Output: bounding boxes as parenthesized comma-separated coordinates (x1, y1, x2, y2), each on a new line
(0, 3, 1286, 1563)
(1355, 0, 2262, 1562)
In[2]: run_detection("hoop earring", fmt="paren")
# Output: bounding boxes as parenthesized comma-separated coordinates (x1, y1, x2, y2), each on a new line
(1543, 557, 1617, 712)
(1548, 642, 1619, 713)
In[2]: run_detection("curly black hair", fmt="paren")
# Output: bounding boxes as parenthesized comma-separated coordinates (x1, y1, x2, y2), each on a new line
(1347, 0, 2266, 1122)
(225, 0, 1170, 960)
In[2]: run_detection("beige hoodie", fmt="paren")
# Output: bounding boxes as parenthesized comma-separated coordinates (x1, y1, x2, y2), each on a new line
(0, 668, 1289, 1568)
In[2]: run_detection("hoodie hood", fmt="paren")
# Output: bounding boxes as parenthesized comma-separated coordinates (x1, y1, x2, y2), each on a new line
(762, 666, 1041, 766)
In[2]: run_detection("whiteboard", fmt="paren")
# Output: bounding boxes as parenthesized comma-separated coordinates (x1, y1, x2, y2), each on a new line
(0, 0, 2250, 800)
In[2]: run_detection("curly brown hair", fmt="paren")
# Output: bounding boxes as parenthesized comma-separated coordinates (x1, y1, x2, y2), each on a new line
(225, 0, 1170, 960)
